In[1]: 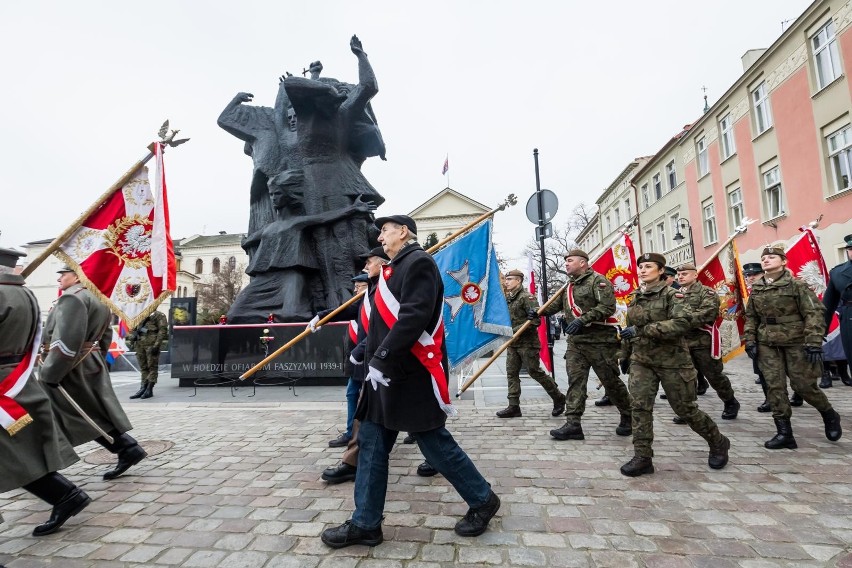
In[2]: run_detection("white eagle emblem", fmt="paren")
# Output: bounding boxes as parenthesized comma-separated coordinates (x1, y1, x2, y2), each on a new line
(796, 261, 826, 295)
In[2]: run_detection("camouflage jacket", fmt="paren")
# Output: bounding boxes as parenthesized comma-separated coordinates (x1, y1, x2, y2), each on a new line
(132, 311, 169, 348)
(744, 269, 825, 347)
(543, 270, 619, 344)
(618, 280, 693, 368)
(678, 281, 720, 347)
(506, 287, 541, 349)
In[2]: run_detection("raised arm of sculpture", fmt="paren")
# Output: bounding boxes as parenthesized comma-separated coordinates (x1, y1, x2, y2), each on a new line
(340, 35, 378, 117)
(217, 92, 271, 142)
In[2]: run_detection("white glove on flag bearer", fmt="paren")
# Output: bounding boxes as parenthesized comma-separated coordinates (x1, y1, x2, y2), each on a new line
(367, 366, 390, 390)
(307, 315, 321, 333)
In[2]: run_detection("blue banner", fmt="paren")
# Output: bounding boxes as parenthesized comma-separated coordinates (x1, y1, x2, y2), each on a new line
(434, 220, 512, 369)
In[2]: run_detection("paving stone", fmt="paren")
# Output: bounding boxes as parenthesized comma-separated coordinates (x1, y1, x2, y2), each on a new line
(508, 547, 547, 566)
(118, 544, 165, 562)
(182, 549, 229, 566)
(457, 546, 503, 564)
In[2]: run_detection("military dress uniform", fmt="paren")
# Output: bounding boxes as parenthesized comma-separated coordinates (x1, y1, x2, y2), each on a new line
(618, 253, 729, 477)
(823, 234, 852, 368)
(543, 259, 631, 440)
(128, 310, 168, 399)
(41, 271, 147, 479)
(744, 249, 841, 449)
(497, 272, 565, 418)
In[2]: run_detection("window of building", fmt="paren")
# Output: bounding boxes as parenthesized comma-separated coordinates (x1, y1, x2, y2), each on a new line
(752, 81, 773, 134)
(762, 166, 784, 218)
(641, 184, 650, 209)
(614, 206, 621, 226)
(645, 229, 654, 252)
(812, 20, 842, 90)
(657, 222, 666, 252)
(827, 125, 852, 194)
(624, 198, 632, 218)
(228, 256, 237, 270)
(653, 173, 662, 200)
(212, 258, 221, 273)
(195, 259, 203, 274)
(728, 187, 745, 229)
(720, 113, 736, 159)
(703, 200, 717, 244)
(605, 215, 611, 234)
(697, 136, 709, 177)
(666, 160, 677, 190)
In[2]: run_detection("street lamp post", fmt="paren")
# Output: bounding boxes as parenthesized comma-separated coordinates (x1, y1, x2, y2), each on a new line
(672, 218, 696, 264)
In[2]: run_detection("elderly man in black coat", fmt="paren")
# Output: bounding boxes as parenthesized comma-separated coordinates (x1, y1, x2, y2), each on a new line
(824, 234, 852, 376)
(321, 215, 500, 549)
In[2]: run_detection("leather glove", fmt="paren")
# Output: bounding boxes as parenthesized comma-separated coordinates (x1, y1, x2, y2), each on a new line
(307, 314, 321, 333)
(745, 342, 757, 359)
(526, 309, 539, 321)
(804, 345, 823, 364)
(564, 319, 584, 336)
(366, 365, 390, 390)
(619, 326, 637, 340)
(619, 359, 630, 375)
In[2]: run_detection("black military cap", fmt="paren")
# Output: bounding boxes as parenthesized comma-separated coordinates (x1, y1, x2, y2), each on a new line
(351, 273, 370, 283)
(0, 247, 25, 269)
(357, 246, 390, 261)
(742, 262, 764, 276)
(374, 214, 417, 236)
(844, 234, 852, 248)
(663, 266, 677, 277)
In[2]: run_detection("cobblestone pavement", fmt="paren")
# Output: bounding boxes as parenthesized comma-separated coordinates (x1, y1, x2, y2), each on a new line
(2, 349, 852, 567)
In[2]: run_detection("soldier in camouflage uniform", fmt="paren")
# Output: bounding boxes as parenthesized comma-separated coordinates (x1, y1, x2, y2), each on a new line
(618, 252, 730, 477)
(542, 249, 631, 440)
(496, 269, 565, 418)
(742, 263, 771, 412)
(674, 263, 740, 421)
(744, 245, 841, 449)
(128, 310, 168, 399)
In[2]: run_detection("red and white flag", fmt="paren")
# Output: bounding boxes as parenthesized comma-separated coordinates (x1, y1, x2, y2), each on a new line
(697, 241, 747, 361)
(786, 227, 840, 337)
(590, 232, 639, 327)
(524, 255, 553, 373)
(55, 142, 176, 328)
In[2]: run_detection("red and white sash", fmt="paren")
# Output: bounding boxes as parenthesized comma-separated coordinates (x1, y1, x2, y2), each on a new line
(0, 318, 42, 436)
(347, 320, 358, 344)
(374, 269, 456, 417)
(567, 282, 618, 325)
(701, 319, 723, 359)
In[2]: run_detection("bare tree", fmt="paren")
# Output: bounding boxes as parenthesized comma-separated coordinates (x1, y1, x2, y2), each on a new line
(566, 202, 596, 238)
(523, 223, 577, 295)
(196, 262, 245, 324)
(424, 232, 439, 249)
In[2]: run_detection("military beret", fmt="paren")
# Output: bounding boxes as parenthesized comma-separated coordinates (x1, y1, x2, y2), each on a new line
(57, 264, 76, 274)
(563, 248, 589, 260)
(505, 269, 524, 280)
(637, 252, 667, 268)
(351, 273, 370, 283)
(0, 247, 25, 269)
(761, 244, 786, 259)
(374, 214, 417, 236)
(742, 262, 764, 276)
(844, 234, 852, 249)
(677, 263, 697, 272)
(357, 246, 390, 261)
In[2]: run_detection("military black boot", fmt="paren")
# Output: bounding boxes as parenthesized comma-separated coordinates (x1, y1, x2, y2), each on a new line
(23, 473, 91, 536)
(551, 393, 566, 417)
(757, 400, 771, 412)
(839, 362, 852, 386)
(721, 397, 740, 420)
(496, 405, 522, 418)
(790, 392, 803, 407)
(594, 395, 612, 407)
(549, 421, 584, 440)
(129, 383, 147, 399)
(820, 408, 842, 441)
(765, 418, 797, 449)
(615, 414, 632, 436)
(672, 415, 687, 424)
(696, 375, 709, 395)
(140, 383, 154, 399)
(819, 369, 833, 389)
(620, 456, 654, 477)
(103, 433, 148, 480)
(708, 436, 730, 469)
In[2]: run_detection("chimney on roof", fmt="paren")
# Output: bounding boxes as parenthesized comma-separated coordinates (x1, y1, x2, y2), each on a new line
(741, 49, 768, 72)
(219, 231, 226, 235)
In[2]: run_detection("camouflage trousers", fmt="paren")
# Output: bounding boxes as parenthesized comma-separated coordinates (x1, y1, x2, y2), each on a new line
(506, 347, 561, 406)
(688, 346, 735, 402)
(135, 343, 161, 385)
(628, 362, 724, 458)
(564, 341, 631, 425)
(757, 345, 832, 420)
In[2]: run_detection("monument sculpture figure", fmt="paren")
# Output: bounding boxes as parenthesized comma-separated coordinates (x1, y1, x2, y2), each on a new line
(218, 35, 386, 323)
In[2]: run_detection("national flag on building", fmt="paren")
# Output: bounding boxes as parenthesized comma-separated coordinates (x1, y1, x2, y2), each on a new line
(696, 240, 747, 361)
(54, 142, 176, 328)
(523, 255, 553, 373)
(590, 232, 639, 327)
(442, 156, 449, 175)
(434, 219, 512, 369)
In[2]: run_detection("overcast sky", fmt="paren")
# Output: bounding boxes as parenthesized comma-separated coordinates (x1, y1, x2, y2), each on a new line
(0, 0, 812, 266)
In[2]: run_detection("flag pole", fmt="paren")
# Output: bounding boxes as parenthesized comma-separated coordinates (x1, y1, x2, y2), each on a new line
(21, 123, 186, 279)
(457, 283, 567, 396)
(239, 193, 519, 381)
(696, 218, 754, 273)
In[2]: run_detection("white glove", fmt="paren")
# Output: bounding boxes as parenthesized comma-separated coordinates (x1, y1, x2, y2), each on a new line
(367, 365, 390, 390)
(307, 315, 321, 333)
(349, 354, 363, 365)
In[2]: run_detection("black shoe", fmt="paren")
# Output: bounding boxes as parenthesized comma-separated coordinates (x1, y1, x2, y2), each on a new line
(321, 520, 383, 549)
(754, 377, 762, 384)
(620, 456, 654, 477)
(696, 380, 709, 396)
(139, 383, 154, 399)
(32, 488, 91, 537)
(757, 400, 771, 413)
(790, 393, 803, 407)
(129, 385, 147, 399)
(765, 418, 797, 450)
(659, 393, 668, 400)
(454, 491, 500, 537)
(103, 442, 147, 480)
(321, 463, 357, 484)
(496, 405, 522, 418)
(328, 433, 351, 448)
(416, 461, 438, 477)
(552, 393, 566, 417)
(821, 409, 842, 442)
(550, 422, 584, 440)
(708, 436, 730, 470)
(819, 374, 833, 389)
(402, 433, 416, 444)
(842, 376, 852, 387)
(615, 414, 632, 436)
(594, 395, 612, 407)
(672, 415, 687, 425)
(721, 397, 740, 420)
